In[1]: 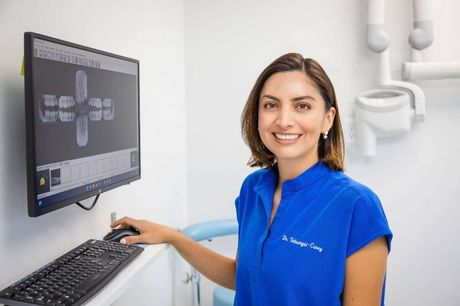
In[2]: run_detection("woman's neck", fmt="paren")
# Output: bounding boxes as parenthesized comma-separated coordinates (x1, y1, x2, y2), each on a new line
(276, 155, 319, 189)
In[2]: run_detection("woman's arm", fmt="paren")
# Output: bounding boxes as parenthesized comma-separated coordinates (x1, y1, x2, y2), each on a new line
(342, 236, 389, 306)
(111, 216, 237, 289)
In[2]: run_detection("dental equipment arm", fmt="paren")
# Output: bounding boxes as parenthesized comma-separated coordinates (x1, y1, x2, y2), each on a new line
(367, 0, 389, 53)
(367, 0, 426, 121)
(409, 0, 434, 54)
(403, 0, 460, 81)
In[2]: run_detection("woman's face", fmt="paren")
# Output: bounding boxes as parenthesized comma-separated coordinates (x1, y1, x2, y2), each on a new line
(258, 71, 335, 166)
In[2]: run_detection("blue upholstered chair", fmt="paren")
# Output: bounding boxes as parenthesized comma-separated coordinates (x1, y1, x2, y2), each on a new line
(182, 219, 238, 306)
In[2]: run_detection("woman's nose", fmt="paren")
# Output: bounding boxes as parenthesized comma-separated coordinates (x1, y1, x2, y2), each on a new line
(275, 108, 294, 129)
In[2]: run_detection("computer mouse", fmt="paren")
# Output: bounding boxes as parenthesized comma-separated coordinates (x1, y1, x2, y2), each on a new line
(103, 227, 140, 243)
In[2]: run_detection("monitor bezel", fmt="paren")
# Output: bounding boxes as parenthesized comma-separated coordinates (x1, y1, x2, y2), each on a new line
(24, 32, 141, 217)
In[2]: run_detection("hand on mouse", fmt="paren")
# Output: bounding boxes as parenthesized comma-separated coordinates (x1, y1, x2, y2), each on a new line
(111, 216, 180, 245)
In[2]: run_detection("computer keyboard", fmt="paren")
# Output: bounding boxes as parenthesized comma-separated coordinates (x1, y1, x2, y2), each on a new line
(0, 239, 143, 306)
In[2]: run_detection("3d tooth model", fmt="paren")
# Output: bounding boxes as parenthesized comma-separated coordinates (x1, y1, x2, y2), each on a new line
(38, 70, 115, 146)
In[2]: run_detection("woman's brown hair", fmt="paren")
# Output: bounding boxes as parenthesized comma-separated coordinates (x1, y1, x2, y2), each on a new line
(241, 53, 344, 171)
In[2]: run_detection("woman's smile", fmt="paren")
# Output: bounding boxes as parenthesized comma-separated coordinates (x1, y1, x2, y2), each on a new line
(273, 133, 302, 144)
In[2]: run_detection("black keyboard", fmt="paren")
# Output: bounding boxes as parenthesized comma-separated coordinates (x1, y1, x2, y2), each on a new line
(0, 239, 143, 306)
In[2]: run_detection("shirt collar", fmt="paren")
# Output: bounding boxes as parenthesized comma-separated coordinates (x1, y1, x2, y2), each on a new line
(254, 161, 330, 195)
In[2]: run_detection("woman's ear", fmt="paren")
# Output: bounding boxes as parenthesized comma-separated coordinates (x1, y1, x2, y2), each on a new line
(324, 107, 336, 131)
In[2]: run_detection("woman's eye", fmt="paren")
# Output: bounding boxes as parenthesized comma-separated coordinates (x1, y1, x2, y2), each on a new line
(296, 103, 311, 110)
(264, 102, 277, 109)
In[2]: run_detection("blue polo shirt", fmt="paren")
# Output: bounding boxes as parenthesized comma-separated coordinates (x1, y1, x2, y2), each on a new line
(234, 161, 392, 306)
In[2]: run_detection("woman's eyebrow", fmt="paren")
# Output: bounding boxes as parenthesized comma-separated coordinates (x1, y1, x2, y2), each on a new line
(261, 94, 316, 102)
(292, 95, 316, 102)
(260, 94, 280, 101)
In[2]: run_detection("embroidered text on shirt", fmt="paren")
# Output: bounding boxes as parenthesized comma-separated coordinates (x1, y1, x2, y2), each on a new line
(282, 235, 324, 253)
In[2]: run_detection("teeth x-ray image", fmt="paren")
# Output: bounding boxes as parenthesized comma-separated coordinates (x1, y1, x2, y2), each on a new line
(38, 70, 115, 147)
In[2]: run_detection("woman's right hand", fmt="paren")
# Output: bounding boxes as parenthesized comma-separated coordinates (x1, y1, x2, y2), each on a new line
(110, 216, 180, 245)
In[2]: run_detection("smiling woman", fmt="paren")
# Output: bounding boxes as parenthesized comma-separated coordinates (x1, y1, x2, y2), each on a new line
(235, 53, 392, 306)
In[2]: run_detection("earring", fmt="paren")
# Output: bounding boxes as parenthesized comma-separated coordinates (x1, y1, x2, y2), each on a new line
(322, 131, 328, 140)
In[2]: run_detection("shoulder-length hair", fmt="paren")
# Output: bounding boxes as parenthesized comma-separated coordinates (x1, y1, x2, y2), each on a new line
(241, 53, 344, 171)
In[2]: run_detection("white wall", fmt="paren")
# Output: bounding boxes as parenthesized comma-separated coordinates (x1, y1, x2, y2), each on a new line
(0, 1, 187, 305)
(185, 0, 460, 305)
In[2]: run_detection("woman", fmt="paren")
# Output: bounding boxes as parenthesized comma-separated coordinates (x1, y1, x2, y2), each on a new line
(112, 53, 392, 305)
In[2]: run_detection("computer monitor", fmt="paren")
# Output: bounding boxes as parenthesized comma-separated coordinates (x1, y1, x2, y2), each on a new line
(24, 32, 141, 217)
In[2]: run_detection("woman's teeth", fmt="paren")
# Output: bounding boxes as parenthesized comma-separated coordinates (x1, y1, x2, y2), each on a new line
(274, 133, 300, 140)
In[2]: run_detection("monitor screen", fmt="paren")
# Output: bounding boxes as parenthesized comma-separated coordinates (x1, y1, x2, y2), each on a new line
(24, 32, 141, 217)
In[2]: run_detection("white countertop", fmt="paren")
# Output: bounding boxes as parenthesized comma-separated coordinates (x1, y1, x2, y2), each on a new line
(82, 243, 169, 306)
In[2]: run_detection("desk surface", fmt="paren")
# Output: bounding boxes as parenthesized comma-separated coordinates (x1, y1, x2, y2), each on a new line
(83, 243, 169, 306)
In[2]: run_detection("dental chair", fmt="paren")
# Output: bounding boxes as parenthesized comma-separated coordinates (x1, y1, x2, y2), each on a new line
(182, 219, 238, 306)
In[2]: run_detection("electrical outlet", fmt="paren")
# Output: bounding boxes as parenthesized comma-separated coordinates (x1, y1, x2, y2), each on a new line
(110, 211, 117, 224)
(343, 117, 356, 144)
